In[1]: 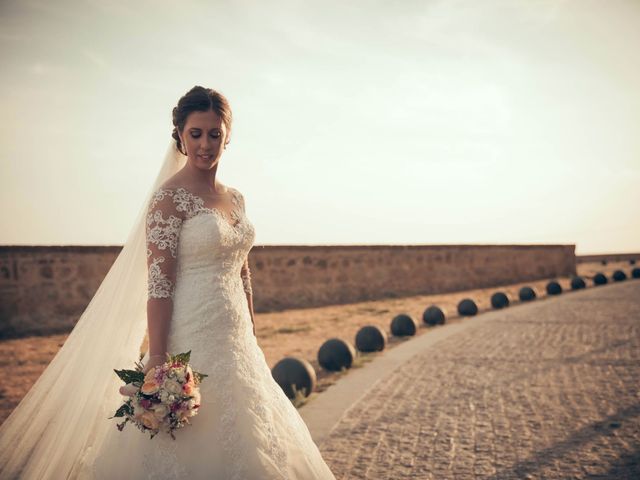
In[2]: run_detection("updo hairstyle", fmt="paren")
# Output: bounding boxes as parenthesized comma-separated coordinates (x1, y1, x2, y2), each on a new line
(172, 86, 233, 156)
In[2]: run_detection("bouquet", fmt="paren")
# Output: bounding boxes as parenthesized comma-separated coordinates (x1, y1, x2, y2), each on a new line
(109, 350, 208, 440)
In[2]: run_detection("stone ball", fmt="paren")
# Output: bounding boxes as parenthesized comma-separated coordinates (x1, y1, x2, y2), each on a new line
(355, 325, 387, 352)
(632, 268, 640, 279)
(317, 338, 356, 372)
(490, 292, 510, 309)
(390, 314, 417, 337)
(457, 298, 478, 316)
(629, 259, 636, 265)
(546, 281, 562, 295)
(570, 276, 586, 290)
(271, 356, 317, 399)
(593, 273, 608, 285)
(518, 286, 536, 301)
(601, 259, 608, 266)
(423, 305, 445, 326)
(612, 270, 627, 282)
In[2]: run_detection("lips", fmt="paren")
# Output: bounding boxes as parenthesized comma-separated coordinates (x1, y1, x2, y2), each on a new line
(198, 155, 213, 160)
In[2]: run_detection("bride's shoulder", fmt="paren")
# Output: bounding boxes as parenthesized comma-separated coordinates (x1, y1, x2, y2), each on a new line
(158, 174, 185, 192)
(153, 178, 193, 199)
(147, 181, 187, 214)
(227, 185, 246, 211)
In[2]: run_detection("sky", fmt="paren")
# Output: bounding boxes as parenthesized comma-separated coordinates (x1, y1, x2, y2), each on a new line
(1, 0, 638, 255)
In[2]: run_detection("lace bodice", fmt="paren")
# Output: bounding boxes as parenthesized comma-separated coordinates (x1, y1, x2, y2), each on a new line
(145, 186, 253, 300)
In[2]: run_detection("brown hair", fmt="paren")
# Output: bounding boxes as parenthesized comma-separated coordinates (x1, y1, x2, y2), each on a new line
(171, 86, 233, 155)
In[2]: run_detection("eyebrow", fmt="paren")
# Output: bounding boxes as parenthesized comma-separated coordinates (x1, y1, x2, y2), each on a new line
(189, 127, 222, 131)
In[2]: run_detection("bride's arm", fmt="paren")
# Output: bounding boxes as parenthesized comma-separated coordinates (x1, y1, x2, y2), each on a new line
(120, 189, 183, 396)
(235, 187, 256, 336)
(145, 189, 184, 370)
(240, 257, 255, 336)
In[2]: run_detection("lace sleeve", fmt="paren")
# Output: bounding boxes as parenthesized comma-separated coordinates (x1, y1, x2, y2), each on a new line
(241, 257, 253, 296)
(146, 189, 184, 300)
(235, 188, 253, 296)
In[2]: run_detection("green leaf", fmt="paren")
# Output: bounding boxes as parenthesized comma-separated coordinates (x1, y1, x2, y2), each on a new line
(193, 371, 208, 383)
(172, 350, 191, 365)
(109, 402, 133, 419)
(114, 368, 145, 384)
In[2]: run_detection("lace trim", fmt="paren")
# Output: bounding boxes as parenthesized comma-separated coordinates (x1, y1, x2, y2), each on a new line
(147, 256, 174, 299)
(241, 265, 253, 296)
(235, 190, 253, 296)
(146, 190, 185, 299)
(173, 186, 243, 229)
(146, 210, 183, 258)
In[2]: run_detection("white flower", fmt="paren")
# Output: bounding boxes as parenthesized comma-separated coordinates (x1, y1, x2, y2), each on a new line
(153, 404, 169, 418)
(163, 379, 183, 395)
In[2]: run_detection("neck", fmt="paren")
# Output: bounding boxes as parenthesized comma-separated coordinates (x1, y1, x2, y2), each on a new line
(182, 160, 224, 192)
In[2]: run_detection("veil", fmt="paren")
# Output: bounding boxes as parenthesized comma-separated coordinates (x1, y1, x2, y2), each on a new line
(0, 139, 187, 478)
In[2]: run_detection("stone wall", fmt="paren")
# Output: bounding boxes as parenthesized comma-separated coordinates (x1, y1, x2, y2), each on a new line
(0, 246, 120, 338)
(0, 244, 575, 338)
(251, 244, 575, 310)
(576, 252, 639, 264)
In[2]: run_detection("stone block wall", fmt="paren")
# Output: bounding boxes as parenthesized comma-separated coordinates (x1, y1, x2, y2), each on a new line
(576, 252, 639, 264)
(0, 244, 575, 338)
(250, 244, 576, 310)
(0, 246, 120, 338)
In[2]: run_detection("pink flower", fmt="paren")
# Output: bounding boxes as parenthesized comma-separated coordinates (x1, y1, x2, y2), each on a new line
(182, 382, 194, 395)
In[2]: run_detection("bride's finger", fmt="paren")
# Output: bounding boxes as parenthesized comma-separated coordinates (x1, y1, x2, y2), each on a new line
(119, 384, 138, 397)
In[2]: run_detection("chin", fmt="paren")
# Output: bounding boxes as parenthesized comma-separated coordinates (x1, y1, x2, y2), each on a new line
(195, 160, 217, 170)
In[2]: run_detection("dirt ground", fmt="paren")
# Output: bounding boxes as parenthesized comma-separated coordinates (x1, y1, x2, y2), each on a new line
(0, 261, 636, 425)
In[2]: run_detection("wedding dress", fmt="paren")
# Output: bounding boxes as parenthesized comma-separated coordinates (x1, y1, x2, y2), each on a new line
(83, 182, 334, 479)
(85, 184, 336, 479)
(0, 142, 335, 479)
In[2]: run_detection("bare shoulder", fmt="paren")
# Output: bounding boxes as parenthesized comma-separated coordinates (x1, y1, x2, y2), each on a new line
(159, 172, 186, 192)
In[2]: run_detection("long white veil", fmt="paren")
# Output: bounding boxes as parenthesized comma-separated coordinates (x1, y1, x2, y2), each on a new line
(0, 140, 187, 478)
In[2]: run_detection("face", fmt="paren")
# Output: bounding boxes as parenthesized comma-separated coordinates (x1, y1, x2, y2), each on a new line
(178, 109, 229, 170)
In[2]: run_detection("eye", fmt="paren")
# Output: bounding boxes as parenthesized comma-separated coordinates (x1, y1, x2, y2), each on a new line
(190, 132, 201, 138)
(210, 132, 220, 138)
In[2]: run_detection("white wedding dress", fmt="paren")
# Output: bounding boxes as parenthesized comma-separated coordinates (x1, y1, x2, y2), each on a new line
(82, 185, 336, 479)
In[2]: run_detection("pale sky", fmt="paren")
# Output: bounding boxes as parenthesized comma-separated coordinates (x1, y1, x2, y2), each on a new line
(1, 0, 639, 255)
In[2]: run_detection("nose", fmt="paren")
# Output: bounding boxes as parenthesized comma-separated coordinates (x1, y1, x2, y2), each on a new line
(200, 136, 211, 151)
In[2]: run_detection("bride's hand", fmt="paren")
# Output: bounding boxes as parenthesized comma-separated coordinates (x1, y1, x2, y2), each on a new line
(119, 384, 138, 397)
(142, 354, 167, 375)
(119, 354, 167, 397)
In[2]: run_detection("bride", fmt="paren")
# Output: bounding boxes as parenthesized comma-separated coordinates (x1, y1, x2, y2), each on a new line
(0, 86, 337, 479)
